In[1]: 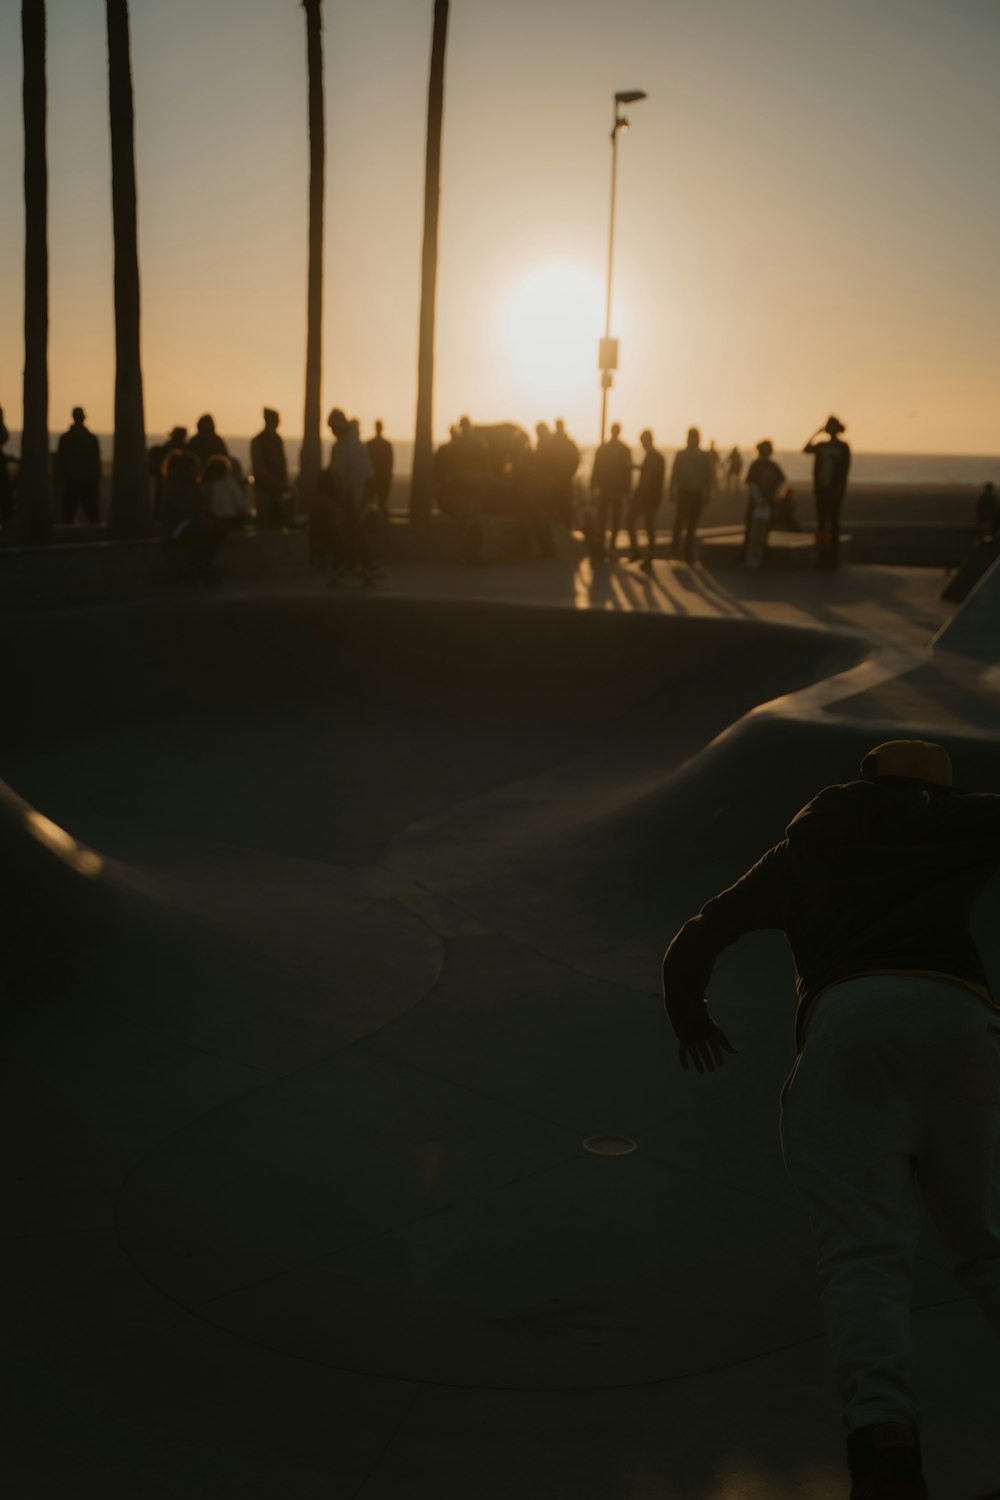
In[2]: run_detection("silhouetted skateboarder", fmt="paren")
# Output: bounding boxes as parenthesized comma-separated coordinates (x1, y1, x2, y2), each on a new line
(662, 740, 1000, 1500)
(739, 439, 789, 567)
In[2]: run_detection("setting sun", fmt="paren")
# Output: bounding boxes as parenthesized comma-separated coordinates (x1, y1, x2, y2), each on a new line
(499, 262, 606, 407)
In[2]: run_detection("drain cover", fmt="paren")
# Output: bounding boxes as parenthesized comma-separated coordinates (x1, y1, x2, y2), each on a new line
(583, 1135, 637, 1156)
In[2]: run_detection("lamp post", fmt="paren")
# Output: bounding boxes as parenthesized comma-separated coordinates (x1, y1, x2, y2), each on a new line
(599, 89, 646, 446)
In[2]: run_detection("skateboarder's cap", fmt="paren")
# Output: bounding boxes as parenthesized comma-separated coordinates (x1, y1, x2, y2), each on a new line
(859, 739, 953, 788)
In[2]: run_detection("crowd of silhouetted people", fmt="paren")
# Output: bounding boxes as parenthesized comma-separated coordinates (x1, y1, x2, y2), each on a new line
(0, 404, 867, 578)
(149, 407, 397, 584)
(3, 401, 999, 583)
(145, 406, 396, 585)
(432, 416, 577, 563)
(425, 415, 822, 570)
(427, 416, 808, 570)
(0, 403, 397, 585)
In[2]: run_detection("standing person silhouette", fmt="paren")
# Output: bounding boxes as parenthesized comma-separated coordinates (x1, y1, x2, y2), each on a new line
(738, 439, 786, 564)
(804, 415, 851, 568)
(55, 407, 102, 524)
(187, 414, 229, 467)
(548, 418, 580, 529)
(661, 740, 1000, 1500)
(707, 439, 720, 494)
(324, 408, 378, 585)
(250, 408, 291, 527)
(511, 430, 555, 558)
(625, 429, 665, 570)
(668, 426, 713, 562)
(726, 444, 743, 492)
(533, 422, 558, 524)
(451, 415, 490, 564)
(366, 419, 394, 520)
(590, 422, 632, 561)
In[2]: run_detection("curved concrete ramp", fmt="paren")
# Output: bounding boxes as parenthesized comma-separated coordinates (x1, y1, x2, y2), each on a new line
(934, 546, 1000, 662)
(3, 596, 999, 1497)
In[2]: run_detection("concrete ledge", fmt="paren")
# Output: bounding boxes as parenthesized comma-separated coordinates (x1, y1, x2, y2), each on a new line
(381, 515, 538, 564)
(847, 523, 976, 567)
(698, 522, 976, 570)
(0, 528, 311, 610)
(933, 547, 1000, 661)
(699, 529, 853, 569)
(0, 513, 980, 614)
(0, 517, 559, 612)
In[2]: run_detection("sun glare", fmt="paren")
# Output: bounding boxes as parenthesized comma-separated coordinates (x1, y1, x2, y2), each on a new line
(500, 262, 605, 405)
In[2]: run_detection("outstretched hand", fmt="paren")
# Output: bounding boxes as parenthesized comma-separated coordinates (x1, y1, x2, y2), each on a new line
(678, 1017, 738, 1073)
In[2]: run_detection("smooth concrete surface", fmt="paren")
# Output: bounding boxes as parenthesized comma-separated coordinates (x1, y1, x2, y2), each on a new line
(0, 500, 978, 612)
(2, 559, 1000, 1498)
(934, 548, 1000, 663)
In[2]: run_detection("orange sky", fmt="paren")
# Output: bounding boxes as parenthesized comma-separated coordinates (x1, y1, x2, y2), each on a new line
(1, 0, 998, 455)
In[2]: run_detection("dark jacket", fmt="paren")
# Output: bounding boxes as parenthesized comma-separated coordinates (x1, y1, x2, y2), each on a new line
(804, 436, 850, 497)
(746, 456, 785, 503)
(662, 777, 1000, 1056)
(670, 445, 713, 495)
(366, 435, 394, 487)
(56, 425, 101, 486)
(187, 430, 229, 466)
(636, 447, 666, 504)
(250, 428, 288, 490)
(592, 438, 632, 494)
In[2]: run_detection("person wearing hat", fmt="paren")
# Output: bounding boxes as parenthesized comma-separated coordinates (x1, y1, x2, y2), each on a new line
(250, 407, 291, 528)
(661, 740, 1000, 1500)
(804, 415, 851, 568)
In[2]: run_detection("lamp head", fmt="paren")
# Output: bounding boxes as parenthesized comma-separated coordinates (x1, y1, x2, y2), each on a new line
(615, 90, 647, 104)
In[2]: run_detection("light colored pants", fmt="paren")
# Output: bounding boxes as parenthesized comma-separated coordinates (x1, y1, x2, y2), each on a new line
(780, 975, 1000, 1434)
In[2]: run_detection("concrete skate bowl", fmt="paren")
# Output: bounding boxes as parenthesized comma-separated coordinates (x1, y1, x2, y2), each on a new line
(5, 594, 995, 1392)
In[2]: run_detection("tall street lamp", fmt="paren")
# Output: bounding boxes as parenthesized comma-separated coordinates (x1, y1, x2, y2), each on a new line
(599, 89, 646, 446)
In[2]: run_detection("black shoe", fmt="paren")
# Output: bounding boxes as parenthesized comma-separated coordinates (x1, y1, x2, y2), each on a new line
(847, 1424, 927, 1500)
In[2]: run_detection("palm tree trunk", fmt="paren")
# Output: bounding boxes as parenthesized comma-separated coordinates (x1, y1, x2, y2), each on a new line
(106, 0, 149, 537)
(409, 0, 450, 524)
(19, 0, 52, 545)
(299, 0, 325, 507)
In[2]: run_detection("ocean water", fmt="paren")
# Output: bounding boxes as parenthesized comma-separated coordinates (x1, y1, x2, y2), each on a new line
(148, 437, 1000, 489)
(8, 432, 999, 488)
